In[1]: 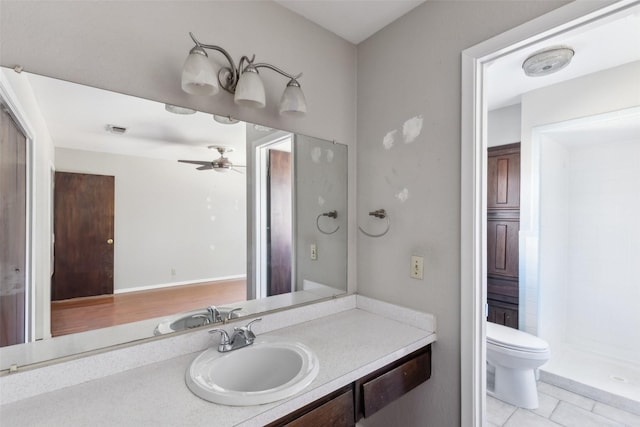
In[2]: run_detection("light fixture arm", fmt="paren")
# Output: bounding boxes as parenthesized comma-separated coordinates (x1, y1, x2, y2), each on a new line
(253, 63, 303, 82)
(189, 32, 240, 92)
(187, 32, 302, 94)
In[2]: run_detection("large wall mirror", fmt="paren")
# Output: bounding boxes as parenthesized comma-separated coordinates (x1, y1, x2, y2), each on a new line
(0, 67, 348, 370)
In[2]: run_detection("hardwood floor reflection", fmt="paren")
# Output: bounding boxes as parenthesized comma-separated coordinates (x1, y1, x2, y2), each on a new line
(51, 279, 247, 337)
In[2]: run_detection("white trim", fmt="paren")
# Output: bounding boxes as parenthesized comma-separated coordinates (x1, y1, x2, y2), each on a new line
(254, 133, 294, 299)
(0, 71, 37, 344)
(460, 1, 636, 425)
(113, 274, 247, 294)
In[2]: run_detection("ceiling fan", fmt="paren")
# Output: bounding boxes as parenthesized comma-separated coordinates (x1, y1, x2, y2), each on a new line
(178, 145, 246, 173)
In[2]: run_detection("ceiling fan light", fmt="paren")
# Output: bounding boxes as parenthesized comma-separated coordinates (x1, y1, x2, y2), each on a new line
(279, 79, 307, 115)
(234, 67, 266, 108)
(213, 114, 240, 125)
(165, 104, 197, 115)
(181, 47, 220, 96)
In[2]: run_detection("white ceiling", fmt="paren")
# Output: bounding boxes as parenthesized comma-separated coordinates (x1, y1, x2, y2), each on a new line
(26, 72, 248, 163)
(275, 0, 426, 44)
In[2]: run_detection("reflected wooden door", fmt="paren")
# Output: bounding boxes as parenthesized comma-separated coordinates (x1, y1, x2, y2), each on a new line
(267, 150, 292, 296)
(0, 108, 27, 347)
(52, 172, 114, 301)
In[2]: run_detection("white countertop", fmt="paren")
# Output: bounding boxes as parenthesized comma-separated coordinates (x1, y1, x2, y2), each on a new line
(0, 298, 436, 426)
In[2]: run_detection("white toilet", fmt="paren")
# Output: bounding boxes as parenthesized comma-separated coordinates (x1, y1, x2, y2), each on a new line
(486, 322, 550, 409)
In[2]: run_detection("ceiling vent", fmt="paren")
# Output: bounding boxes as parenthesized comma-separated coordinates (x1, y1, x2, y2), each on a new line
(106, 124, 127, 134)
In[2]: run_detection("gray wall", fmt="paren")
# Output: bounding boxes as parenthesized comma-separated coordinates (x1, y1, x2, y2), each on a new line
(356, 2, 566, 425)
(55, 148, 246, 291)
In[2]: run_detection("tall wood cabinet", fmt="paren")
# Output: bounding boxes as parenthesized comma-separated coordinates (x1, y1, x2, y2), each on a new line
(487, 143, 520, 329)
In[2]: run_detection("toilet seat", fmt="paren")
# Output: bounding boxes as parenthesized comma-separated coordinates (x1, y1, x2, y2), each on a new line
(487, 322, 549, 353)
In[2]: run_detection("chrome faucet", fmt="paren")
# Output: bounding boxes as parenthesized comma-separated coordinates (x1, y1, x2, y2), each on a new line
(207, 306, 222, 323)
(207, 306, 242, 324)
(209, 318, 262, 353)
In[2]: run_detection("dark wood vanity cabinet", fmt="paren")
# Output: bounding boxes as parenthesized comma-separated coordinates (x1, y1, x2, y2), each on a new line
(487, 143, 520, 329)
(355, 345, 431, 421)
(267, 344, 432, 426)
(267, 386, 355, 427)
(488, 299, 519, 329)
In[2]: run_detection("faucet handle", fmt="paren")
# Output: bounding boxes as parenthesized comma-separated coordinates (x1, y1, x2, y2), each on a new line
(245, 318, 262, 337)
(234, 318, 262, 340)
(245, 318, 262, 332)
(224, 307, 242, 322)
(208, 328, 230, 345)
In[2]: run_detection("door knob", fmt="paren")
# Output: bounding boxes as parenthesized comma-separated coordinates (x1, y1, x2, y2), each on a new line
(107, 238, 114, 244)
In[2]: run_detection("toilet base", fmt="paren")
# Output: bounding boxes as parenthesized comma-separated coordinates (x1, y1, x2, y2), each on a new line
(493, 365, 539, 409)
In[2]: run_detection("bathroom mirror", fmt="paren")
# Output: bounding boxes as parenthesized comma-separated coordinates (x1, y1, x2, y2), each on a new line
(0, 68, 348, 369)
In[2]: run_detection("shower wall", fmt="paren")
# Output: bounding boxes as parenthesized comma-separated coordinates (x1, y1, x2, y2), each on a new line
(520, 60, 640, 336)
(538, 135, 640, 364)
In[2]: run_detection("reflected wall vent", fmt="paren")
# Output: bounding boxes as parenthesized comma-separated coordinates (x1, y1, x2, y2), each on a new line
(105, 124, 127, 134)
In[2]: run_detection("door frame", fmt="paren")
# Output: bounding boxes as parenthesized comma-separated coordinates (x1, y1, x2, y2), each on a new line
(459, 1, 635, 425)
(0, 70, 37, 343)
(250, 132, 295, 300)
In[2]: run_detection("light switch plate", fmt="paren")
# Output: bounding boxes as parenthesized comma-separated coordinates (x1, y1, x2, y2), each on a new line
(310, 243, 318, 261)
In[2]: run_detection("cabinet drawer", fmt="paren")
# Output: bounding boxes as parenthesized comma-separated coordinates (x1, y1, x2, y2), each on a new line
(356, 346, 431, 419)
(267, 386, 354, 427)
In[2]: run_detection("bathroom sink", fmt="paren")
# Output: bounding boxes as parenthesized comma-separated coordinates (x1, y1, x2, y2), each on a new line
(185, 338, 319, 406)
(154, 307, 242, 335)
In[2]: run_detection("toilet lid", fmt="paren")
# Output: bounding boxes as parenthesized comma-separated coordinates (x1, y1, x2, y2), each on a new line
(487, 322, 549, 352)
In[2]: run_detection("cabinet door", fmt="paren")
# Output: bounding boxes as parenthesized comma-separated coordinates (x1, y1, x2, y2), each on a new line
(487, 218, 519, 279)
(488, 145, 520, 210)
(488, 301, 519, 329)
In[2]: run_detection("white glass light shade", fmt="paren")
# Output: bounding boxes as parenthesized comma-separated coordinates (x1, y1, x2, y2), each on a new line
(279, 82, 307, 115)
(234, 69, 266, 109)
(181, 50, 219, 96)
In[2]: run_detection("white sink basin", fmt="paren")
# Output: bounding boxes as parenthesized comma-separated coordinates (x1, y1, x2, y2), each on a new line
(154, 308, 242, 335)
(186, 338, 319, 406)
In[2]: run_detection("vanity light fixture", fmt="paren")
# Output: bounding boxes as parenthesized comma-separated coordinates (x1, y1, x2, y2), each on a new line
(181, 32, 307, 115)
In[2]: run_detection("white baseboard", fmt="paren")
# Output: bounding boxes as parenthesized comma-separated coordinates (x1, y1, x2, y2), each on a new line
(114, 274, 247, 294)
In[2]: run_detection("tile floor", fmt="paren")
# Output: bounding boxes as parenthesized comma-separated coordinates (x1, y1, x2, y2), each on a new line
(487, 382, 640, 427)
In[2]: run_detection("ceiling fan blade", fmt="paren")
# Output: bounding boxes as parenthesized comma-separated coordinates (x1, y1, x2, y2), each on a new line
(231, 167, 245, 174)
(196, 164, 214, 170)
(178, 160, 212, 166)
(233, 165, 247, 168)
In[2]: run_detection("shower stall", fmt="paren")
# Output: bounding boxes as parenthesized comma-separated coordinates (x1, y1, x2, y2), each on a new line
(522, 108, 640, 411)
